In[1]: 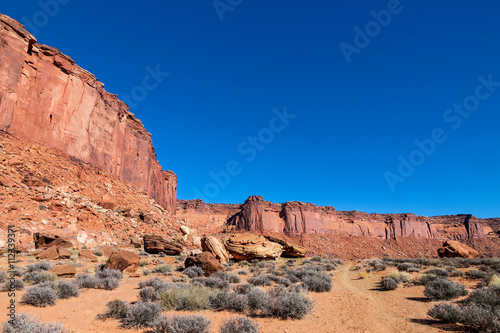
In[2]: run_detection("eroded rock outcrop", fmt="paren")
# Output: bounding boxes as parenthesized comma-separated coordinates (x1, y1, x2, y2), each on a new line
(201, 236, 230, 263)
(0, 14, 176, 211)
(143, 234, 183, 255)
(438, 240, 479, 258)
(224, 233, 284, 260)
(192, 196, 493, 241)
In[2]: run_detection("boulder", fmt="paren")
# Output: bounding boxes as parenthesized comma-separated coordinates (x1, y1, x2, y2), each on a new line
(33, 233, 74, 250)
(50, 265, 76, 277)
(36, 247, 72, 260)
(105, 249, 140, 273)
(57, 247, 72, 259)
(79, 249, 98, 262)
(224, 233, 284, 260)
(201, 236, 230, 263)
(264, 235, 307, 257)
(184, 252, 224, 277)
(36, 247, 59, 260)
(143, 234, 183, 255)
(438, 240, 479, 258)
(130, 237, 142, 249)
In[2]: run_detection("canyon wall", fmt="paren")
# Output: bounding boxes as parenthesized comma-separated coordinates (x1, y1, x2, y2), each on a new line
(0, 14, 177, 211)
(177, 196, 499, 241)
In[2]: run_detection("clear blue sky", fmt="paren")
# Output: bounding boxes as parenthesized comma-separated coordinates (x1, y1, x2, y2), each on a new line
(2, 1, 500, 218)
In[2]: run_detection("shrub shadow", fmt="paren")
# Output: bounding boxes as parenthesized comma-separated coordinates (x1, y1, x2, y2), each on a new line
(411, 318, 474, 332)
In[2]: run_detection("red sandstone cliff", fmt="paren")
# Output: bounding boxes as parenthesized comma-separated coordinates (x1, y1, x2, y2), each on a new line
(177, 196, 499, 241)
(0, 14, 176, 211)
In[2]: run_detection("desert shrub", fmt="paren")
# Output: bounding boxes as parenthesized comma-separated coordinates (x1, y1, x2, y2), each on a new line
(463, 286, 500, 308)
(424, 278, 468, 300)
(234, 284, 255, 295)
(106, 300, 129, 319)
(219, 317, 259, 333)
(266, 286, 313, 320)
(23, 270, 57, 285)
(0, 270, 6, 283)
(248, 275, 272, 287)
(93, 249, 104, 256)
(2, 313, 66, 333)
(211, 291, 249, 313)
(448, 268, 464, 277)
(95, 268, 123, 280)
(139, 277, 166, 290)
(76, 273, 98, 288)
(76, 270, 121, 290)
(397, 263, 420, 272)
(159, 285, 217, 311)
(428, 302, 463, 323)
(466, 269, 487, 280)
(228, 274, 242, 283)
(28, 261, 52, 271)
(183, 266, 205, 278)
(380, 277, 398, 291)
(461, 303, 500, 332)
(426, 269, 449, 277)
(310, 255, 323, 262)
(301, 273, 332, 292)
(21, 286, 58, 307)
(489, 274, 500, 287)
(139, 286, 156, 302)
(269, 276, 292, 287)
(139, 260, 148, 267)
(239, 261, 250, 267)
(391, 271, 414, 283)
(417, 274, 439, 286)
(358, 272, 369, 279)
(52, 280, 79, 299)
(102, 277, 121, 290)
(247, 287, 272, 313)
(2, 278, 24, 292)
(152, 315, 211, 333)
(237, 270, 249, 276)
(122, 301, 161, 329)
(366, 258, 387, 271)
(204, 276, 230, 290)
(154, 264, 173, 274)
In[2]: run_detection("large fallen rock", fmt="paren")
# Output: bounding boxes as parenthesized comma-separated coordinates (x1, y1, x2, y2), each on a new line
(79, 249, 98, 262)
(184, 251, 224, 277)
(50, 265, 76, 277)
(36, 247, 72, 260)
(105, 249, 140, 273)
(34, 232, 74, 249)
(143, 234, 183, 255)
(263, 235, 307, 257)
(224, 233, 284, 260)
(438, 240, 479, 258)
(201, 236, 230, 263)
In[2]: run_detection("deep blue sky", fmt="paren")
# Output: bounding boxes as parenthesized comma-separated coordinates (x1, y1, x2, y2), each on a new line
(2, 1, 500, 218)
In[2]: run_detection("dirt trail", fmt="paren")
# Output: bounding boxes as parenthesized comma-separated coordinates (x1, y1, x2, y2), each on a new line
(0, 260, 449, 333)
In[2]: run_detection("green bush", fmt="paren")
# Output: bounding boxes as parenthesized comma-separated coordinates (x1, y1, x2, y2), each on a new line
(159, 286, 217, 311)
